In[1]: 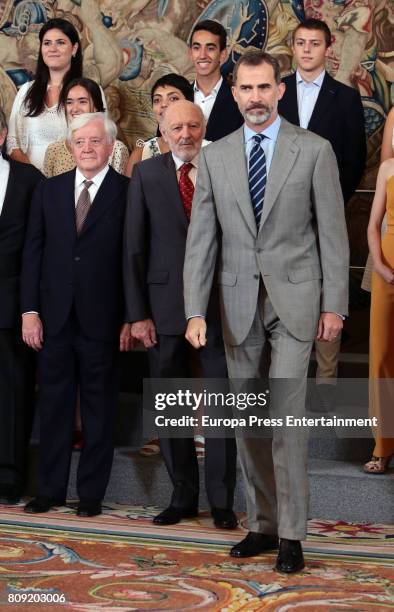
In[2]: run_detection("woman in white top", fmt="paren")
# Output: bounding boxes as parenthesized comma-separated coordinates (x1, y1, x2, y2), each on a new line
(7, 18, 83, 172)
(43, 77, 129, 177)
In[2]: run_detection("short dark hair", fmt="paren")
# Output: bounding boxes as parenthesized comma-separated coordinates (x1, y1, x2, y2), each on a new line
(60, 77, 105, 113)
(190, 19, 227, 51)
(151, 73, 194, 103)
(233, 51, 282, 85)
(293, 18, 332, 47)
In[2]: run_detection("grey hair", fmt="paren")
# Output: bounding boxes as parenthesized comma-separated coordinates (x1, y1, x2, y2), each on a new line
(0, 106, 7, 131)
(67, 112, 117, 143)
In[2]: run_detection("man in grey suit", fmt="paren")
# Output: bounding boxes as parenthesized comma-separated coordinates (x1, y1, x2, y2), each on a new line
(184, 51, 349, 573)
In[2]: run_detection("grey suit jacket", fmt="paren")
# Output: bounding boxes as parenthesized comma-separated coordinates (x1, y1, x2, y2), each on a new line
(184, 118, 349, 346)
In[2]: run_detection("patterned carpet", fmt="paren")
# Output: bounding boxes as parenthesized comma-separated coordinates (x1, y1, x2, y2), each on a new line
(0, 503, 393, 610)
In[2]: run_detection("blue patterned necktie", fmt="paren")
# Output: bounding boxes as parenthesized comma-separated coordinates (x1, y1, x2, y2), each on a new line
(248, 133, 267, 228)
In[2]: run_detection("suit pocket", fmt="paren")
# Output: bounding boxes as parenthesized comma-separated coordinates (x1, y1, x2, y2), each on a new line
(288, 266, 322, 283)
(217, 271, 237, 286)
(147, 270, 169, 284)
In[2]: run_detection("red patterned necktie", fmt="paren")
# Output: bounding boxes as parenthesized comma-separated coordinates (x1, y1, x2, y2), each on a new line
(179, 163, 194, 221)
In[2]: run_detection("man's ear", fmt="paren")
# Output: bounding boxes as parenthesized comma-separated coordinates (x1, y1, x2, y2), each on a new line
(277, 81, 286, 101)
(219, 46, 228, 65)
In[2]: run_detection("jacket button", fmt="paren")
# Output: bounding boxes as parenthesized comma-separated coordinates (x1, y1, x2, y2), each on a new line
(253, 274, 259, 279)
(256, 247, 262, 253)
(74, 256, 80, 261)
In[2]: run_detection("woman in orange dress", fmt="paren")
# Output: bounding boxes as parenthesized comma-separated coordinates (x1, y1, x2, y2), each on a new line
(364, 157, 394, 473)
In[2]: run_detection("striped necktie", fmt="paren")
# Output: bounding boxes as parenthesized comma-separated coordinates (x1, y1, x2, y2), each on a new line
(248, 134, 267, 228)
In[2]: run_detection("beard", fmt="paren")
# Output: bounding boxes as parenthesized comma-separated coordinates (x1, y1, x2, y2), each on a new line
(243, 104, 273, 125)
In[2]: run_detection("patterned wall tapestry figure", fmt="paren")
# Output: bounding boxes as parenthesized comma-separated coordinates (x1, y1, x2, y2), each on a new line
(0, 0, 393, 190)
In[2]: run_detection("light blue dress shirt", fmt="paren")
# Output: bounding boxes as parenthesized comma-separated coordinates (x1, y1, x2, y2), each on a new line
(296, 69, 325, 129)
(244, 115, 281, 174)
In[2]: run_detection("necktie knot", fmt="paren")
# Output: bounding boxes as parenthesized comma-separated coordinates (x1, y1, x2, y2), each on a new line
(253, 133, 265, 146)
(83, 180, 93, 189)
(180, 162, 193, 177)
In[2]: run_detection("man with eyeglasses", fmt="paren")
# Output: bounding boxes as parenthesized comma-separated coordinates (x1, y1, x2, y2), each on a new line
(21, 112, 133, 517)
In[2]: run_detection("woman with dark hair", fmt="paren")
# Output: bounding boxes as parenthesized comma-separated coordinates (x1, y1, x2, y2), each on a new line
(43, 77, 128, 177)
(126, 73, 199, 177)
(7, 18, 83, 171)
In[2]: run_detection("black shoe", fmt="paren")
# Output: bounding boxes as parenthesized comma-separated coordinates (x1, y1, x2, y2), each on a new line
(275, 538, 305, 573)
(230, 532, 279, 558)
(24, 496, 65, 514)
(153, 506, 198, 525)
(77, 501, 102, 517)
(211, 508, 238, 529)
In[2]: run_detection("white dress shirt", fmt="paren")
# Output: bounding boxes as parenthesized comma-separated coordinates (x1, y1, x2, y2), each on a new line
(244, 115, 281, 173)
(296, 69, 325, 129)
(74, 165, 109, 206)
(194, 77, 223, 122)
(0, 154, 10, 216)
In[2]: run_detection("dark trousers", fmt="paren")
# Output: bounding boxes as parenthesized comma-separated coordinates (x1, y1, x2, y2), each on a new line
(36, 313, 119, 502)
(0, 330, 36, 495)
(148, 325, 236, 510)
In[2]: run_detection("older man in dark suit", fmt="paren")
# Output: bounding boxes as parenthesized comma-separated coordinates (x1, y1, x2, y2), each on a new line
(0, 107, 42, 504)
(21, 112, 132, 517)
(124, 100, 237, 529)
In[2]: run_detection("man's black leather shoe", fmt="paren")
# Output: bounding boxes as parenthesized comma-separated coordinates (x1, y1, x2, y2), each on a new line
(153, 506, 198, 525)
(77, 501, 102, 517)
(230, 532, 279, 557)
(24, 496, 65, 513)
(275, 539, 305, 573)
(211, 508, 238, 529)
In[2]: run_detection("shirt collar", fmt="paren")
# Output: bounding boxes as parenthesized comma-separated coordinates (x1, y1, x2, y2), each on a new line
(244, 115, 281, 145)
(194, 76, 223, 96)
(172, 151, 200, 171)
(296, 68, 325, 87)
(75, 164, 109, 189)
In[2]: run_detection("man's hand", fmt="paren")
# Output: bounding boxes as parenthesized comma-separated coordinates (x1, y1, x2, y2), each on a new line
(22, 313, 43, 351)
(119, 323, 134, 352)
(185, 316, 207, 349)
(131, 319, 157, 348)
(316, 312, 343, 342)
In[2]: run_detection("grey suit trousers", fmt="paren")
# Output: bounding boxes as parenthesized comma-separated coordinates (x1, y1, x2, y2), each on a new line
(225, 283, 313, 540)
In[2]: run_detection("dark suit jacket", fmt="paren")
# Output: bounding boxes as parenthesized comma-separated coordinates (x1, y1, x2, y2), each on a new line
(204, 79, 243, 142)
(278, 72, 366, 203)
(21, 166, 128, 341)
(0, 159, 42, 328)
(124, 152, 221, 335)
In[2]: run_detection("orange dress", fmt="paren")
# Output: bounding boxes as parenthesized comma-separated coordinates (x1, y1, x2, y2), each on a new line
(369, 175, 394, 457)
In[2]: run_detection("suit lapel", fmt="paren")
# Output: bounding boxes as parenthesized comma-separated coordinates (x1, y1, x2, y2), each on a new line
(206, 80, 227, 136)
(161, 153, 189, 231)
(308, 73, 337, 131)
(223, 127, 257, 237)
(282, 73, 300, 125)
(57, 169, 79, 241)
(79, 166, 121, 236)
(259, 119, 299, 231)
(0, 162, 21, 226)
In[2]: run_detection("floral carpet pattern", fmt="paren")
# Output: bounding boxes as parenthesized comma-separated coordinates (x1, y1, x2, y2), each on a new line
(0, 503, 393, 610)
